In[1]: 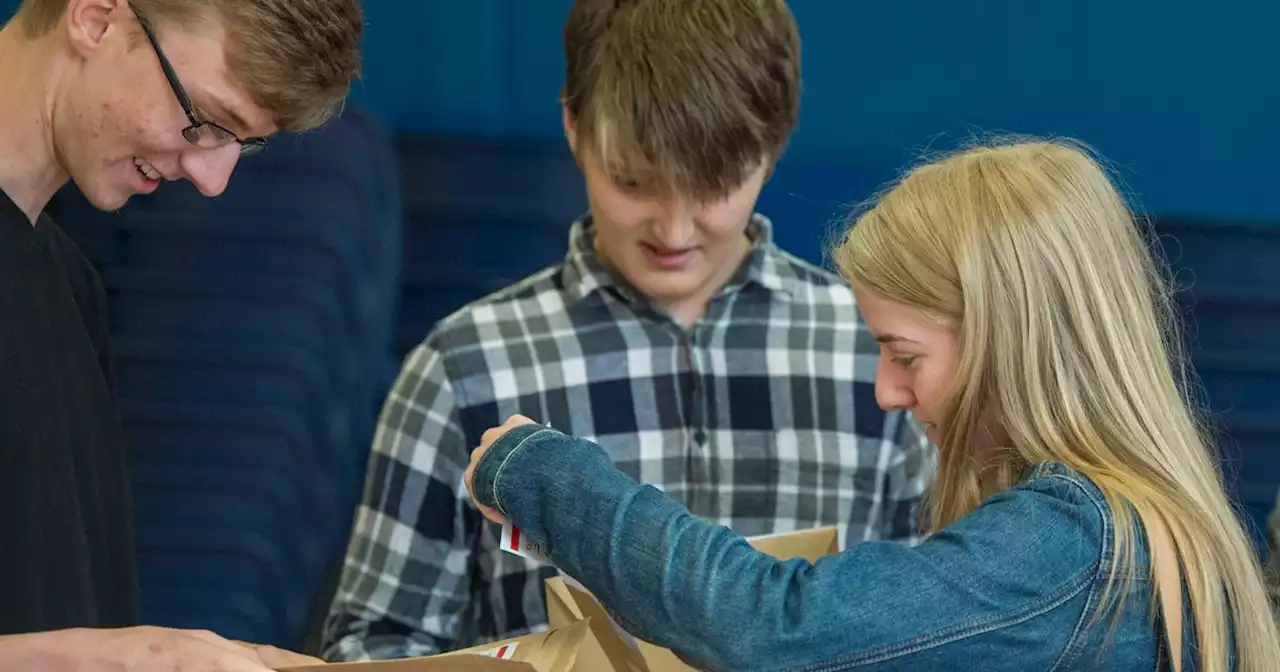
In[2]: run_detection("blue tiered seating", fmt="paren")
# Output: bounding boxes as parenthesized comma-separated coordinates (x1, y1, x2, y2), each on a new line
(1152, 217, 1280, 554)
(47, 104, 402, 650)
(391, 134, 586, 358)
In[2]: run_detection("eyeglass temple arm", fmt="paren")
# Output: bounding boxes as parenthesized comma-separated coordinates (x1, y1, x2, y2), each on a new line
(135, 14, 200, 128)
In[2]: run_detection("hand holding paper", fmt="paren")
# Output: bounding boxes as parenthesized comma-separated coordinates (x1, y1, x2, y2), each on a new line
(465, 413, 541, 525)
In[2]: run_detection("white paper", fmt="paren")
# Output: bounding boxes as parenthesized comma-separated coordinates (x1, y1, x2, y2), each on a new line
(501, 519, 550, 563)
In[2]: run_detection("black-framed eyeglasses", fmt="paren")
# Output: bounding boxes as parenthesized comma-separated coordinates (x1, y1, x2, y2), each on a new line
(133, 9, 267, 156)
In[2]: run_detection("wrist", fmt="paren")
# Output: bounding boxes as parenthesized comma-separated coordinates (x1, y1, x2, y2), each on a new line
(474, 423, 554, 514)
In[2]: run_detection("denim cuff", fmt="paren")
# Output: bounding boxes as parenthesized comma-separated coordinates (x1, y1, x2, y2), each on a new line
(473, 423, 555, 515)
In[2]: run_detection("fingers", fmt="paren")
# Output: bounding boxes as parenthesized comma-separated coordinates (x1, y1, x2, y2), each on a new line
(181, 628, 256, 656)
(168, 631, 273, 672)
(477, 502, 506, 525)
(63, 627, 277, 672)
(480, 415, 535, 447)
(229, 640, 323, 667)
(214, 655, 278, 672)
(463, 460, 476, 492)
(217, 656, 276, 672)
(505, 414, 537, 430)
(464, 460, 492, 517)
(469, 414, 544, 514)
(251, 644, 325, 667)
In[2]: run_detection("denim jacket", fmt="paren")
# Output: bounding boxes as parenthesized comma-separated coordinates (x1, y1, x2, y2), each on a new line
(473, 424, 1201, 671)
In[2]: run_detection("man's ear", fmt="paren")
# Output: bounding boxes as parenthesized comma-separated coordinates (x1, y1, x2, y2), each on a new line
(762, 155, 779, 182)
(64, 0, 128, 58)
(561, 100, 578, 155)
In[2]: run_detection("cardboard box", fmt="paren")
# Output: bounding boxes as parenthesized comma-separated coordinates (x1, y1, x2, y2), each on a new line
(544, 527, 840, 672)
(277, 618, 595, 672)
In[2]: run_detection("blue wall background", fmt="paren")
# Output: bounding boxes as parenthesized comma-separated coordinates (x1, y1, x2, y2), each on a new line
(5, 0, 1276, 230)
(1, 0, 1276, 226)
(356, 0, 1280, 229)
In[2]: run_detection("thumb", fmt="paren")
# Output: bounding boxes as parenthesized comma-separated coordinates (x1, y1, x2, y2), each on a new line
(192, 651, 275, 672)
(477, 502, 506, 525)
(506, 413, 538, 428)
(253, 645, 325, 668)
(230, 641, 324, 667)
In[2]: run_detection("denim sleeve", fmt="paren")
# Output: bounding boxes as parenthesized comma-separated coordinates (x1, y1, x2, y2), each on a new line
(474, 427, 1104, 672)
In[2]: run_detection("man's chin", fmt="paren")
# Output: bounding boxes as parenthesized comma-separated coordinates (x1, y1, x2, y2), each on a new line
(80, 186, 133, 214)
(629, 275, 704, 303)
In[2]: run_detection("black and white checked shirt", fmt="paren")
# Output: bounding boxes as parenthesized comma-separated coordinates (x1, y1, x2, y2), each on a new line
(322, 215, 936, 661)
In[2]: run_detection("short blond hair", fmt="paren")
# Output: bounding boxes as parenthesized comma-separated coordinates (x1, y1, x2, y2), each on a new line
(18, 0, 362, 131)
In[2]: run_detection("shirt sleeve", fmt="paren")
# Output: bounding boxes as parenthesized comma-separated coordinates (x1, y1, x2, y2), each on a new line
(321, 341, 479, 660)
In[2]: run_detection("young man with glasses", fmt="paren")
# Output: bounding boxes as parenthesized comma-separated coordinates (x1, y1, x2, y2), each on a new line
(323, 0, 935, 660)
(0, 0, 361, 668)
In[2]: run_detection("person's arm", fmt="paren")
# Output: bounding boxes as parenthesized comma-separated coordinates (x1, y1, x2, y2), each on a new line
(0, 627, 279, 671)
(881, 411, 937, 545)
(0, 630, 62, 669)
(322, 342, 478, 660)
(472, 424, 1103, 672)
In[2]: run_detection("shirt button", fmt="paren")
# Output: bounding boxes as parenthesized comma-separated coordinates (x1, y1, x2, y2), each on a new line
(694, 429, 707, 445)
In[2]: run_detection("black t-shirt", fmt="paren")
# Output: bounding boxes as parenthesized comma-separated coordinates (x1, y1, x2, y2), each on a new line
(0, 189, 138, 633)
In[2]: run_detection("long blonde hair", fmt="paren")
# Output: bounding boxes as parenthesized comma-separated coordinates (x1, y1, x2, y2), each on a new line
(833, 137, 1279, 671)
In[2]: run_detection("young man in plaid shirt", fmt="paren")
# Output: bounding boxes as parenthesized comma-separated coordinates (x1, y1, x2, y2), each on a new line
(322, 0, 935, 660)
